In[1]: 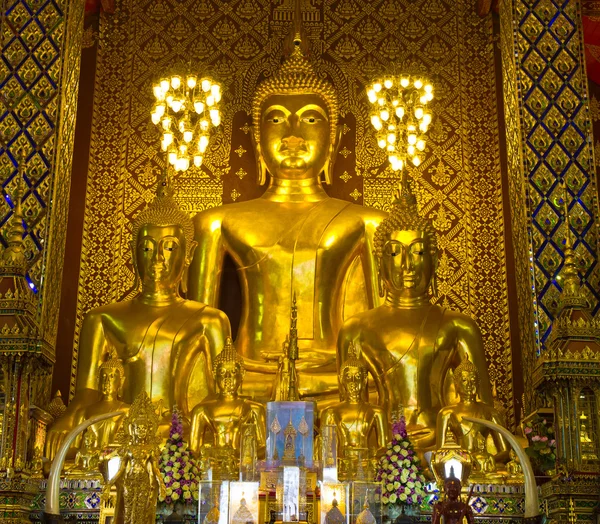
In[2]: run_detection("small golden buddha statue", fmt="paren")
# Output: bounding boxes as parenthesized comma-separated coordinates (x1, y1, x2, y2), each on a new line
(431, 470, 475, 524)
(188, 6, 386, 400)
(321, 343, 387, 476)
(189, 338, 266, 471)
(46, 349, 130, 459)
(580, 414, 598, 460)
(66, 429, 100, 477)
(505, 448, 524, 483)
(102, 392, 166, 523)
(47, 176, 231, 457)
(436, 357, 509, 463)
(337, 174, 492, 449)
(76, 349, 130, 442)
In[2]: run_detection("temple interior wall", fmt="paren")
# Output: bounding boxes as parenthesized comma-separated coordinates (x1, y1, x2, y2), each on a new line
(51, 0, 522, 425)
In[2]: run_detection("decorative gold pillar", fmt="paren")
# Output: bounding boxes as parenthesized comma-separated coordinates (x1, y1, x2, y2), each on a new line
(500, 0, 600, 413)
(0, 0, 84, 521)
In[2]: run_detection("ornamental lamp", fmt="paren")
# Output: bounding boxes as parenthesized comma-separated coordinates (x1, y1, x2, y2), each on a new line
(151, 73, 222, 172)
(429, 428, 473, 491)
(366, 74, 433, 172)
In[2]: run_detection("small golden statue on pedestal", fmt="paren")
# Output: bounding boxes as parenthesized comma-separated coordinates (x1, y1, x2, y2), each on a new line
(321, 343, 387, 478)
(101, 392, 166, 524)
(337, 173, 492, 450)
(282, 415, 298, 462)
(504, 449, 525, 483)
(436, 356, 509, 466)
(72, 349, 130, 448)
(66, 430, 100, 478)
(189, 338, 266, 477)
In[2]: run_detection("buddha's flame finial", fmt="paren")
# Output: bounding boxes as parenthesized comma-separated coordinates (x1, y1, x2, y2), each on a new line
(2, 153, 27, 267)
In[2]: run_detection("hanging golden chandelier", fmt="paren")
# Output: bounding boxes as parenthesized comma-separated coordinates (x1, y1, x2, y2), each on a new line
(151, 74, 222, 172)
(366, 75, 433, 171)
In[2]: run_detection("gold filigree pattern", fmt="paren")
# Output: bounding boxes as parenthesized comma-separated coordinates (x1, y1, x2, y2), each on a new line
(501, 0, 600, 414)
(75, 0, 513, 422)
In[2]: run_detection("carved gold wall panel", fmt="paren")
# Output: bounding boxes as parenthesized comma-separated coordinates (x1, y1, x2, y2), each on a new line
(0, 0, 85, 350)
(500, 0, 600, 412)
(76, 0, 513, 421)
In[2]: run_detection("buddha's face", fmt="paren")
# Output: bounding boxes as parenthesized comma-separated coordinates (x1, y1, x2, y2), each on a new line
(381, 230, 434, 298)
(216, 361, 242, 396)
(340, 365, 366, 402)
(131, 420, 150, 442)
(445, 479, 461, 500)
(456, 370, 478, 398)
(135, 224, 186, 290)
(259, 94, 331, 180)
(99, 367, 121, 397)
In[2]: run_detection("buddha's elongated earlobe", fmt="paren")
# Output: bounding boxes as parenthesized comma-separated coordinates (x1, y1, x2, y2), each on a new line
(377, 261, 385, 298)
(251, 127, 267, 186)
(430, 250, 439, 297)
(323, 124, 344, 185)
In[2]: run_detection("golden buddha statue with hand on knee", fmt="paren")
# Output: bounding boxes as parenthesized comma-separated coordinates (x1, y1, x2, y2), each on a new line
(189, 337, 266, 476)
(188, 7, 386, 401)
(46, 177, 231, 458)
(337, 174, 492, 450)
(321, 342, 387, 478)
(47, 348, 130, 459)
(436, 356, 509, 463)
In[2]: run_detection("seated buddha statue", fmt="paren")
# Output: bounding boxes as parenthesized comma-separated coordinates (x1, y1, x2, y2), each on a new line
(65, 429, 100, 478)
(431, 469, 475, 524)
(189, 337, 266, 476)
(321, 343, 387, 478)
(71, 349, 130, 448)
(46, 177, 231, 458)
(436, 356, 509, 463)
(337, 174, 492, 450)
(188, 11, 386, 401)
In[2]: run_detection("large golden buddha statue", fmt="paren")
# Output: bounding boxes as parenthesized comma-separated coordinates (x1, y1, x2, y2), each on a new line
(189, 14, 385, 399)
(46, 178, 231, 457)
(337, 175, 492, 449)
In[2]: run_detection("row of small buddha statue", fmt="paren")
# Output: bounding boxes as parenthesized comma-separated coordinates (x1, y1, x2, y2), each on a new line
(45, 13, 520, 488)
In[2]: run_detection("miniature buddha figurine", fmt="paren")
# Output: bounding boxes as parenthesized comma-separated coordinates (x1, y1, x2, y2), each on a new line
(436, 356, 509, 462)
(102, 392, 166, 523)
(431, 470, 475, 524)
(505, 448, 525, 483)
(46, 176, 231, 457)
(46, 348, 130, 459)
(337, 174, 492, 449)
(189, 5, 385, 400)
(75, 349, 130, 444)
(189, 338, 266, 469)
(321, 343, 387, 476)
(66, 429, 100, 477)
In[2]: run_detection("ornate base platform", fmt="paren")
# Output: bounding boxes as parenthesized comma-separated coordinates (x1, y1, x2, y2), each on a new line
(540, 474, 600, 522)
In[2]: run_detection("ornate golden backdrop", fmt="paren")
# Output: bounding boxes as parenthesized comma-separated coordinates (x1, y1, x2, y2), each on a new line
(74, 0, 514, 421)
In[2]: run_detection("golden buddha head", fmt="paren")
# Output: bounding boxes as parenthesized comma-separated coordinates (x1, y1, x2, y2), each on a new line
(454, 356, 479, 399)
(213, 337, 245, 396)
(339, 342, 367, 402)
(99, 347, 125, 398)
(374, 175, 438, 299)
(251, 22, 338, 185)
(131, 178, 196, 293)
